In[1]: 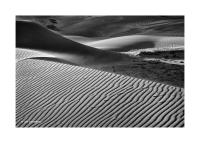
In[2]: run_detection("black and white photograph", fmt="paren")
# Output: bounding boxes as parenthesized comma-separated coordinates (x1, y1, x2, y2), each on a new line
(2, 0, 200, 142)
(16, 16, 184, 127)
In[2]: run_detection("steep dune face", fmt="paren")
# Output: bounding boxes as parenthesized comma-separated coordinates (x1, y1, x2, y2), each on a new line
(16, 21, 130, 65)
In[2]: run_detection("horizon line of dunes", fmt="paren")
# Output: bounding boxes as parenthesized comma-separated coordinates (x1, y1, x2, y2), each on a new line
(16, 53, 184, 127)
(17, 16, 184, 37)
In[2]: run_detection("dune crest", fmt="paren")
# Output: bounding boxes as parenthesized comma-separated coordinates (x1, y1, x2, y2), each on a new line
(16, 16, 184, 128)
(86, 35, 184, 52)
(16, 21, 131, 65)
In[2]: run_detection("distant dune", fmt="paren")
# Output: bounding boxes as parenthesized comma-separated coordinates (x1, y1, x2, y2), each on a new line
(64, 35, 184, 85)
(16, 21, 131, 65)
(17, 16, 184, 37)
(85, 35, 184, 52)
(64, 35, 104, 44)
(16, 20, 184, 86)
(16, 50, 184, 127)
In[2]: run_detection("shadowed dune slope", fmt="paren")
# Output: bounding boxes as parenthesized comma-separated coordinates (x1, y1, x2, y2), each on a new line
(16, 21, 130, 65)
(16, 58, 184, 127)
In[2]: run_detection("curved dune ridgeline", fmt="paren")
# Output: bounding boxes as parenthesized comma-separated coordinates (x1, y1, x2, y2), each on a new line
(86, 35, 184, 52)
(16, 18, 184, 127)
(16, 48, 55, 62)
(16, 21, 131, 65)
(16, 57, 184, 127)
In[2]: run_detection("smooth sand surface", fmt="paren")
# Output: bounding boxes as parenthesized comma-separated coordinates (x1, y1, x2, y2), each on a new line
(62, 35, 184, 67)
(86, 35, 184, 52)
(63, 35, 104, 44)
(16, 49, 184, 127)
(17, 16, 184, 37)
(16, 20, 184, 86)
(69, 35, 184, 70)
(16, 21, 131, 66)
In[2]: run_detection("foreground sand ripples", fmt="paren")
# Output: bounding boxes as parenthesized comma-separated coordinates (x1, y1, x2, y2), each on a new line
(16, 55, 184, 127)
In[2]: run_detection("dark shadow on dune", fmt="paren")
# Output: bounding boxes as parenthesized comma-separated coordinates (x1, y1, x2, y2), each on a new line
(16, 20, 184, 87)
(113, 41, 155, 52)
(16, 20, 130, 65)
(97, 60, 184, 87)
(139, 50, 184, 59)
(16, 20, 99, 55)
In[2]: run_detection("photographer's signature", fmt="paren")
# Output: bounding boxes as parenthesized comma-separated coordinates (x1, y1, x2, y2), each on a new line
(20, 120, 41, 124)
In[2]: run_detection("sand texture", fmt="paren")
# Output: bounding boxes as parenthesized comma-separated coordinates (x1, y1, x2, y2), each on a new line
(16, 19, 184, 127)
(16, 49, 184, 127)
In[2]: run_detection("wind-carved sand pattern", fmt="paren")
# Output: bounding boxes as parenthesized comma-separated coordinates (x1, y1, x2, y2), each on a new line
(16, 17, 184, 127)
(16, 50, 184, 127)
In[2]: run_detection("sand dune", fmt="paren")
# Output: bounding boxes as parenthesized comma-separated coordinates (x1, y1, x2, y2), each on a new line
(16, 17, 184, 128)
(82, 35, 184, 68)
(86, 35, 184, 52)
(16, 47, 184, 87)
(16, 20, 184, 87)
(63, 35, 104, 44)
(17, 16, 184, 37)
(16, 21, 131, 65)
(16, 57, 184, 127)
(63, 35, 184, 65)
(16, 48, 55, 62)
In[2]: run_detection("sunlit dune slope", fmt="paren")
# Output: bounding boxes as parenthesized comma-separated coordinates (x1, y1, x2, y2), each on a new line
(86, 35, 184, 52)
(63, 35, 104, 44)
(16, 48, 55, 62)
(16, 48, 184, 87)
(16, 58, 184, 127)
